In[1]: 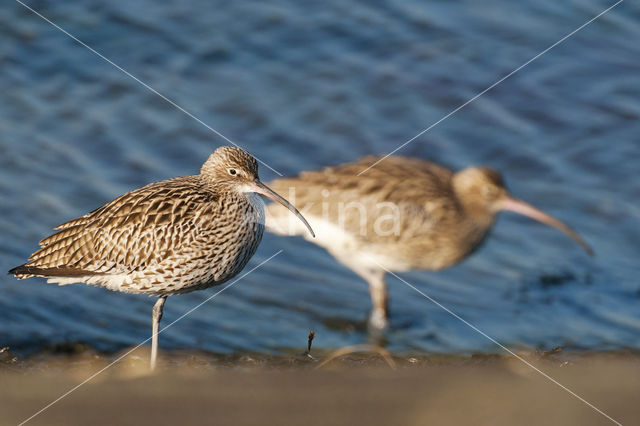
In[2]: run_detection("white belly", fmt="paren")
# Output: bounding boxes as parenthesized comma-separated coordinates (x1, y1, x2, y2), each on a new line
(266, 208, 411, 273)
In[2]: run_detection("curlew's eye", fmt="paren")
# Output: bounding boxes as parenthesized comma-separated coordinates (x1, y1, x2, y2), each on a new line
(482, 185, 498, 199)
(228, 168, 237, 176)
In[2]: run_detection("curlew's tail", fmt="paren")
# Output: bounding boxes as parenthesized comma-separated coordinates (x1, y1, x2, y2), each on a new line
(8, 264, 31, 279)
(8, 264, 102, 280)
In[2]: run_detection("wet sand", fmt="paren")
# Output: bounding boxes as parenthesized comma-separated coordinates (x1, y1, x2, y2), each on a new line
(1, 346, 639, 426)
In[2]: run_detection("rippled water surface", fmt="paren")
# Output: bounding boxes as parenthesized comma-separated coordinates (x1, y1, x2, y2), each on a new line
(1, 0, 639, 355)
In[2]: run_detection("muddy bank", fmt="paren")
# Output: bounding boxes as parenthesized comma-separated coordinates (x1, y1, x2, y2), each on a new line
(1, 347, 639, 426)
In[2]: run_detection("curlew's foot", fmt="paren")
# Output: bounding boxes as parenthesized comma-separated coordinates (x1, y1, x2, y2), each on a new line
(367, 309, 389, 331)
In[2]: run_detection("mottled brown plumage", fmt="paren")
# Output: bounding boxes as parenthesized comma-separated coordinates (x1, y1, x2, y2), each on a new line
(266, 155, 592, 329)
(13, 176, 259, 293)
(9, 146, 314, 369)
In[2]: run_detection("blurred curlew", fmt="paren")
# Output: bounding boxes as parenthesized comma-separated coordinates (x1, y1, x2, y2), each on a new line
(9, 146, 314, 369)
(266, 155, 592, 329)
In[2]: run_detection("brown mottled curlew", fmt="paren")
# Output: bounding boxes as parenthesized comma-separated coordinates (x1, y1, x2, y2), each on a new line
(9, 146, 314, 369)
(266, 155, 593, 329)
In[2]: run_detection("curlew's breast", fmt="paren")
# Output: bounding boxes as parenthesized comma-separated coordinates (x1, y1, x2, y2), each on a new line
(134, 191, 266, 295)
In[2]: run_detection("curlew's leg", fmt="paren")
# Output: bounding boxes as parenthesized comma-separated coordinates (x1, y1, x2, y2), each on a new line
(151, 296, 167, 370)
(327, 249, 390, 329)
(348, 265, 389, 330)
(366, 270, 389, 330)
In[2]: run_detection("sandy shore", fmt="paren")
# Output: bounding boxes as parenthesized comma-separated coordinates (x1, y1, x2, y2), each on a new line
(2, 347, 638, 426)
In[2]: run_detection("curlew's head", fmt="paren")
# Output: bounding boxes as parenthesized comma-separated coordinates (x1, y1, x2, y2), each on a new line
(453, 166, 593, 256)
(201, 146, 315, 238)
(201, 146, 259, 182)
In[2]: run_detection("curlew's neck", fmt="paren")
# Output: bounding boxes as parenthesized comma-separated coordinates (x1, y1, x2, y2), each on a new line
(451, 183, 498, 253)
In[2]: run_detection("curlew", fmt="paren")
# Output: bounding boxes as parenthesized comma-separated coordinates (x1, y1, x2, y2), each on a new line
(9, 146, 314, 369)
(266, 155, 592, 329)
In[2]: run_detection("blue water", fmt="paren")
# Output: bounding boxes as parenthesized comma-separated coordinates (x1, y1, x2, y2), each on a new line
(1, 0, 639, 356)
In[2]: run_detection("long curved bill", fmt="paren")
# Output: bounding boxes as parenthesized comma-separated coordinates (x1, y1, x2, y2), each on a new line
(497, 197, 593, 256)
(250, 180, 315, 238)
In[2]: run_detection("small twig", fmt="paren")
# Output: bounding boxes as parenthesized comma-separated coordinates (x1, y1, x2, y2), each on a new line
(315, 344, 396, 370)
(307, 331, 315, 352)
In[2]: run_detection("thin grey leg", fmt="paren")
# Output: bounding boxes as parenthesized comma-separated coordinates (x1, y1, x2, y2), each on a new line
(346, 262, 389, 330)
(366, 270, 389, 330)
(328, 252, 390, 330)
(151, 296, 167, 370)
